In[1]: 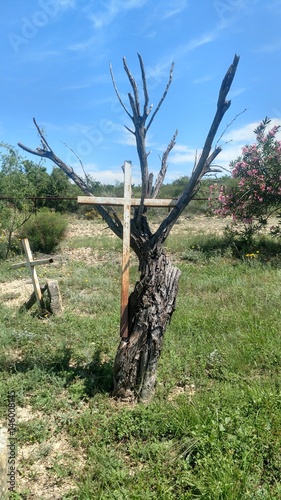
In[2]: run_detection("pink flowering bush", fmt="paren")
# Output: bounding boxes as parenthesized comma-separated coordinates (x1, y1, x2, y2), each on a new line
(210, 117, 281, 238)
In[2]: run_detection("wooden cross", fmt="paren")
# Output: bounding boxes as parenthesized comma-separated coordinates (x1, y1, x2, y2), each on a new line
(11, 238, 53, 309)
(78, 161, 178, 340)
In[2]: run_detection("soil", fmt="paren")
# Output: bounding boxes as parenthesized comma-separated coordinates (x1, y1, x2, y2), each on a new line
(0, 215, 228, 309)
(1, 214, 278, 309)
(16, 405, 86, 499)
(0, 214, 278, 498)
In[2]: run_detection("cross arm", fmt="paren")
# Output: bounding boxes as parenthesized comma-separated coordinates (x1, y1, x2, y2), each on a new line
(11, 258, 54, 269)
(78, 196, 179, 207)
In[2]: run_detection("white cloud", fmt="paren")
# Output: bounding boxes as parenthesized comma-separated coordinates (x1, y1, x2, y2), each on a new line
(213, 118, 281, 170)
(89, 0, 149, 29)
(67, 36, 97, 52)
(169, 144, 197, 165)
(255, 39, 281, 54)
(165, 119, 281, 173)
(176, 33, 217, 57)
(145, 31, 217, 88)
(193, 74, 213, 85)
(161, 0, 188, 20)
(57, 0, 76, 8)
(61, 74, 110, 91)
(23, 49, 61, 62)
(228, 87, 247, 99)
(117, 131, 136, 147)
(223, 118, 281, 143)
(213, 143, 245, 170)
(266, 0, 281, 12)
(222, 121, 258, 143)
(74, 163, 141, 184)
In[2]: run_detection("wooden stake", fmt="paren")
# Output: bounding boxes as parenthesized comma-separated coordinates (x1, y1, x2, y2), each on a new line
(22, 238, 43, 308)
(120, 161, 132, 340)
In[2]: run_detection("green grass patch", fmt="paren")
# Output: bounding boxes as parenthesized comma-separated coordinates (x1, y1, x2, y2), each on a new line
(1, 218, 280, 498)
(66, 233, 122, 254)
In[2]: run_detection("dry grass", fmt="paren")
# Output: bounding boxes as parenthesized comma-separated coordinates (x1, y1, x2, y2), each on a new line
(0, 214, 280, 499)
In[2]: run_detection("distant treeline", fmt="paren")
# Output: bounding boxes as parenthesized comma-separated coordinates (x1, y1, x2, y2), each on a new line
(0, 143, 233, 215)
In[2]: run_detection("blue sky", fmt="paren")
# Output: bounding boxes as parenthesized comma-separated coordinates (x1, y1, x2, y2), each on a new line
(1, 0, 281, 185)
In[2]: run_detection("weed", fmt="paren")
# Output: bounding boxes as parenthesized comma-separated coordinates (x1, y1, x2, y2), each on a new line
(0, 217, 280, 498)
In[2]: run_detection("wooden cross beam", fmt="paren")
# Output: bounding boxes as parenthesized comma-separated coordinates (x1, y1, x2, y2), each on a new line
(11, 238, 53, 309)
(78, 161, 177, 340)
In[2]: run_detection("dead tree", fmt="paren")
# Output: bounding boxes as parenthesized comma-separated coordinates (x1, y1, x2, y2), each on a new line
(18, 54, 240, 402)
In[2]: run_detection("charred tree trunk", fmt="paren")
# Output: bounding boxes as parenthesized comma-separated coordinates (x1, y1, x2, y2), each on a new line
(112, 242, 180, 402)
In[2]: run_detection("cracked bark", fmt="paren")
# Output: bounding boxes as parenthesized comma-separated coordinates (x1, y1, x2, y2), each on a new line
(113, 242, 180, 401)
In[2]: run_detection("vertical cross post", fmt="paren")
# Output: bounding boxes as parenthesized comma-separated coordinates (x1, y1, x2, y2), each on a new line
(120, 161, 132, 340)
(22, 238, 43, 308)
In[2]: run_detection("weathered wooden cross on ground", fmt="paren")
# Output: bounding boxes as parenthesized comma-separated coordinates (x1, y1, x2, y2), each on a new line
(11, 238, 54, 310)
(78, 161, 178, 340)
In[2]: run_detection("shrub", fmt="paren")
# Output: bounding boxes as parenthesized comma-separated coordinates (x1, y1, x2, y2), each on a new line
(19, 210, 68, 253)
(209, 117, 281, 237)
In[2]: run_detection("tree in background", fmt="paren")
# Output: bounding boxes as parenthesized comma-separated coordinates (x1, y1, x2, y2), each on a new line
(43, 167, 81, 212)
(0, 144, 41, 257)
(0, 144, 80, 257)
(210, 118, 281, 237)
(19, 54, 239, 402)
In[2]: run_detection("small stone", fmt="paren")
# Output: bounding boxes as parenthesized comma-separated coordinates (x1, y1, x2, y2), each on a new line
(47, 280, 63, 315)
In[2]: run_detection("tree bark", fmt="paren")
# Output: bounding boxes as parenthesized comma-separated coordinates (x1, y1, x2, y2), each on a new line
(112, 242, 180, 402)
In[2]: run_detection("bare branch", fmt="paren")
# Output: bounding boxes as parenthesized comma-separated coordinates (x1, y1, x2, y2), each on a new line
(109, 63, 132, 120)
(217, 55, 239, 108)
(146, 62, 174, 133)
(137, 53, 149, 117)
(124, 125, 136, 135)
(147, 172, 154, 197)
(33, 117, 52, 152)
(110, 56, 175, 225)
(210, 164, 232, 174)
(215, 108, 247, 147)
(152, 129, 178, 198)
(123, 57, 141, 117)
(151, 54, 240, 246)
(61, 141, 91, 186)
(202, 147, 222, 175)
(128, 92, 139, 121)
(112, 58, 150, 224)
(18, 119, 123, 238)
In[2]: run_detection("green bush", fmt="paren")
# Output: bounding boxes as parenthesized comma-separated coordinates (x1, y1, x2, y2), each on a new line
(19, 210, 68, 253)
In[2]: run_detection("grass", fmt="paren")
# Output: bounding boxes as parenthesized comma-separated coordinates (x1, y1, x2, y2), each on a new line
(0, 217, 280, 499)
